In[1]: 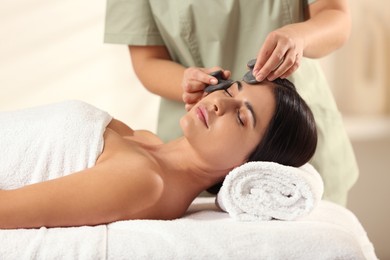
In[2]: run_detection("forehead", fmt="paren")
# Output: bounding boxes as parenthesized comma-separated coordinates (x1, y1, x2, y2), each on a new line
(233, 80, 275, 103)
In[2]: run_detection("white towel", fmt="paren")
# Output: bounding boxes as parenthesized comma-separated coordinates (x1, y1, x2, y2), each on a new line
(216, 161, 324, 221)
(0, 100, 112, 189)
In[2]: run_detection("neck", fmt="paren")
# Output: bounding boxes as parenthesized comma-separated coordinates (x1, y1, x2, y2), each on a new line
(147, 137, 229, 198)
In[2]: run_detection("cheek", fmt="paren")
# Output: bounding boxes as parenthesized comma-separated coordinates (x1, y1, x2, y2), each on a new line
(228, 132, 261, 161)
(206, 129, 257, 167)
(181, 114, 260, 167)
(203, 145, 247, 169)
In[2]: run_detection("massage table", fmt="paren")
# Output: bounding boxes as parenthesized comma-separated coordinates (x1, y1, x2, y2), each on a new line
(0, 197, 377, 259)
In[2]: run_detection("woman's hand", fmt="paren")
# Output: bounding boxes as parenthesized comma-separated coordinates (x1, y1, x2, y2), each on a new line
(252, 0, 350, 82)
(182, 67, 231, 111)
(252, 26, 304, 82)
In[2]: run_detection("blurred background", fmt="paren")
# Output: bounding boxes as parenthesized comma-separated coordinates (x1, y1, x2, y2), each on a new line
(319, 1, 390, 259)
(0, 0, 389, 258)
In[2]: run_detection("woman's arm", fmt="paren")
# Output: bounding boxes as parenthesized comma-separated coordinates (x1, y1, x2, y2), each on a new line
(253, 0, 351, 81)
(130, 46, 229, 107)
(0, 161, 163, 229)
(301, 0, 351, 58)
(129, 46, 185, 101)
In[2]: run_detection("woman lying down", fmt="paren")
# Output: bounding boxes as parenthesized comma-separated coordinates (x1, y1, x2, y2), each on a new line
(0, 78, 317, 229)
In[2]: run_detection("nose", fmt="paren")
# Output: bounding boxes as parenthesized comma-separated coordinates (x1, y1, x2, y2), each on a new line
(213, 96, 240, 116)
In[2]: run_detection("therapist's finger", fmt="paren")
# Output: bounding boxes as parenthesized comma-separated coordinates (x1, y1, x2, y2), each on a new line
(183, 92, 204, 111)
(185, 103, 195, 111)
(182, 90, 203, 105)
(279, 57, 300, 79)
(253, 39, 277, 77)
(182, 67, 217, 93)
(221, 70, 231, 80)
(182, 80, 204, 93)
(255, 44, 288, 82)
(267, 49, 297, 80)
(277, 51, 301, 79)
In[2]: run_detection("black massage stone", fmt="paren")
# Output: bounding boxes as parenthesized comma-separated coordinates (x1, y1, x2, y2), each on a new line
(242, 58, 261, 84)
(204, 59, 261, 94)
(204, 70, 234, 93)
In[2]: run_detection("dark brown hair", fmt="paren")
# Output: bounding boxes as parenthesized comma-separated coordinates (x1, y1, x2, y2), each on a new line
(207, 78, 317, 194)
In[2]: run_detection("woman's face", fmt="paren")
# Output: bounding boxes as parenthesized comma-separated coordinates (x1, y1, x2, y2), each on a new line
(180, 81, 276, 168)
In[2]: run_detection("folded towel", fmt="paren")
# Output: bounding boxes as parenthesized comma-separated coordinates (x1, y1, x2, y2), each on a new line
(0, 100, 112, 189)
(216, 161, 324, 221)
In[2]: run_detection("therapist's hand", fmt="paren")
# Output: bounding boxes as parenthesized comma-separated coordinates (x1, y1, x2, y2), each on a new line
(182, 67, 231, 111)
(252, 26, 304, 81)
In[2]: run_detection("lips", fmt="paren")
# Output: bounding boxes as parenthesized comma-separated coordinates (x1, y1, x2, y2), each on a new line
(196, 106, 209, 128)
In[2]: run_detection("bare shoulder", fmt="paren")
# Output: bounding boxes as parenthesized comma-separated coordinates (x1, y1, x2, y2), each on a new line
(97, 151, 166, 216)
(106, 159, 166, 220)
(104, 156, 188, 220)
(127, 164, 164, 202)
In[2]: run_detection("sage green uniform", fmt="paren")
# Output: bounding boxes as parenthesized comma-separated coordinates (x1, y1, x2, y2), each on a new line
(104, 0, 358, 205)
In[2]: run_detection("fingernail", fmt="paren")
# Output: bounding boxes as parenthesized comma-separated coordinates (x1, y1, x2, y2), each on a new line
(256, 74, 264, 81)
(210, 78, 218, 84)
(252, 69, 259, 76)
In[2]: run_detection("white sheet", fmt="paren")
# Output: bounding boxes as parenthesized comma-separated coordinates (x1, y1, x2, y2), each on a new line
(0, 198, 376, 259)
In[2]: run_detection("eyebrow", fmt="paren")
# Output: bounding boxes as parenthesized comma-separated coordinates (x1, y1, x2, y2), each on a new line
(235, 81, 257, 128)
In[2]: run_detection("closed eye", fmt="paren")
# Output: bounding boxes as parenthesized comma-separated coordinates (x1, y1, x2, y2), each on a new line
(224, 89, 233, 97)
(225, 81, 256, 128)
(237, 110, 245, 126)
(224, 89, 245, 126)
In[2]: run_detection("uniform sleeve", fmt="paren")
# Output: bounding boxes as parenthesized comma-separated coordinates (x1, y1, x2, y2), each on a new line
(104, 0, 164, 45)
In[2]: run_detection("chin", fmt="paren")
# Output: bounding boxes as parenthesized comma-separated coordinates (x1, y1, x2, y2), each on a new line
(179, 115, 194, 139)
(179, 115, 188, 131)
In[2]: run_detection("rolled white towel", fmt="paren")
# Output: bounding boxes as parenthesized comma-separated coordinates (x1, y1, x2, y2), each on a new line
(216, 161, 324, 221)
